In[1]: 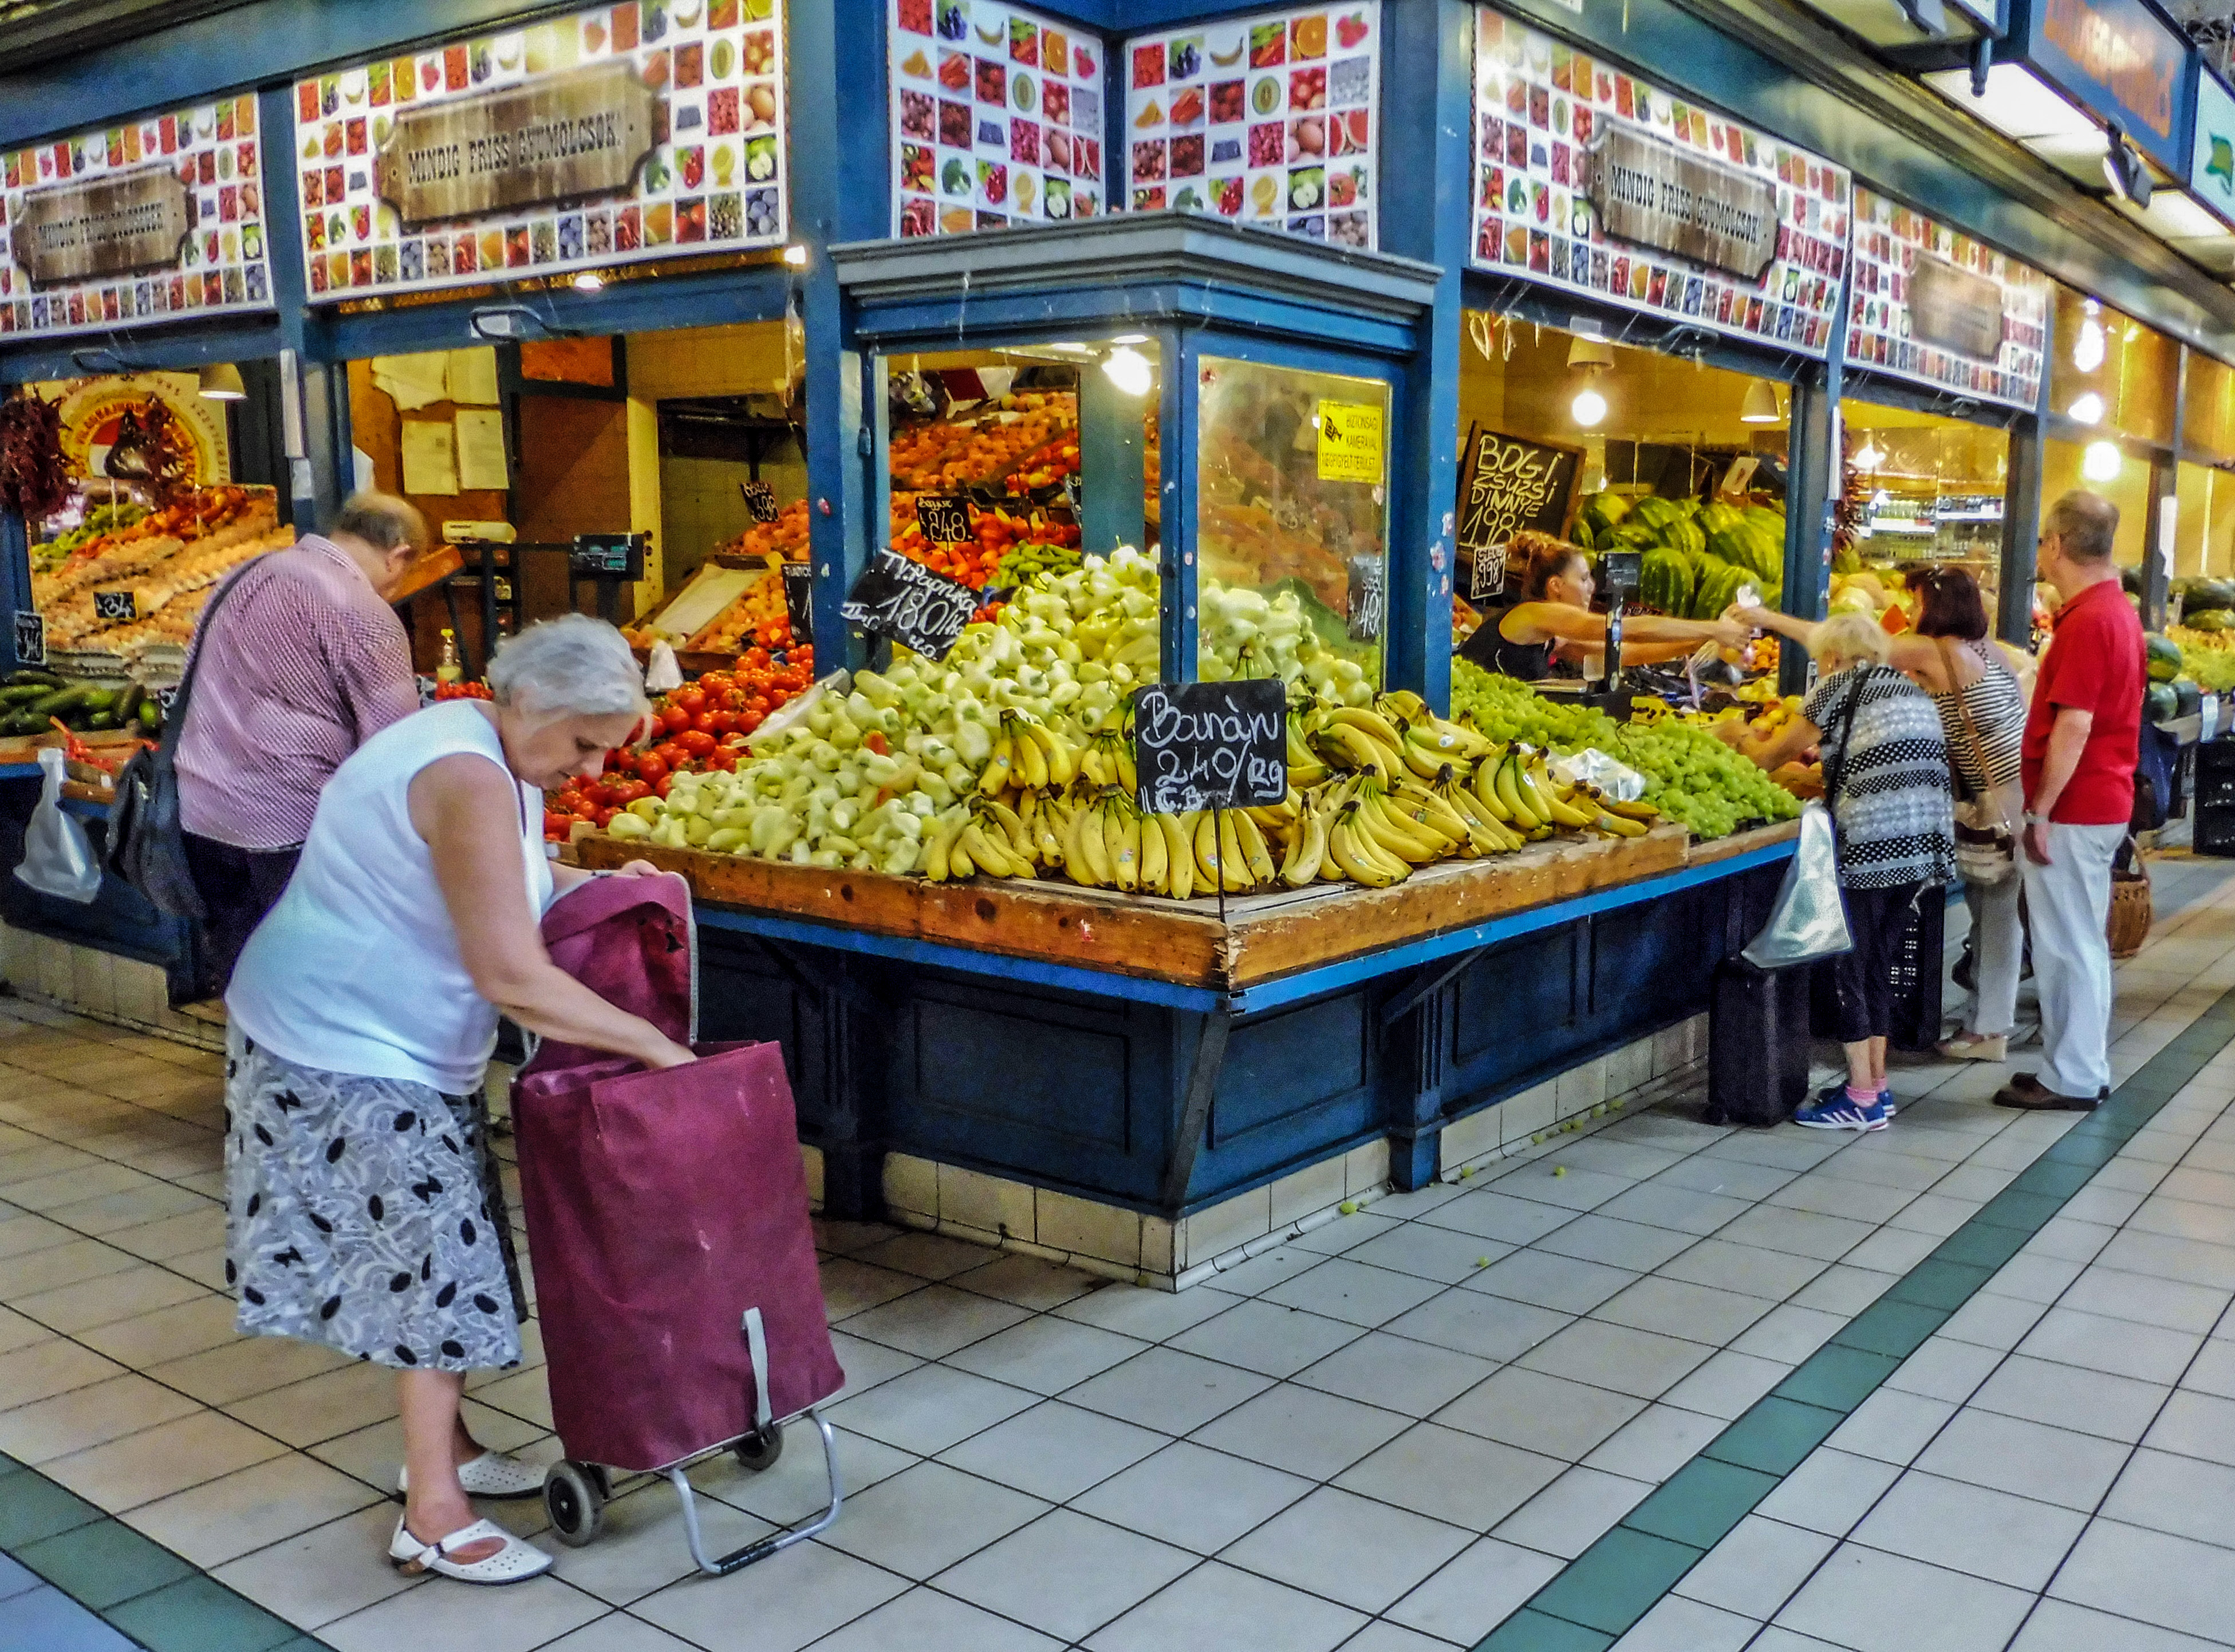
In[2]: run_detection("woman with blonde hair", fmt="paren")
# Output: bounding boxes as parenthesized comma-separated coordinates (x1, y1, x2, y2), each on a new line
(1718, 612, 1956, 1130)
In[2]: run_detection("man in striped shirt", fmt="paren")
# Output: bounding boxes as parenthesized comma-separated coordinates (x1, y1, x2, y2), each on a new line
(175, 492, 427, 995)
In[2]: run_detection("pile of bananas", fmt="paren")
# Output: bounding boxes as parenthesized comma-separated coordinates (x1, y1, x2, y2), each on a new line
(913, 689, 1662, 898)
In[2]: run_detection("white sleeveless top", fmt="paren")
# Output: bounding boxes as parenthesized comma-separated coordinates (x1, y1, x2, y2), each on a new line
(228, 700, 553, 1093)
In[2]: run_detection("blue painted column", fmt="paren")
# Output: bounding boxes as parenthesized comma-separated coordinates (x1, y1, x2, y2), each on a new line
(1079, 363, 1147, 557)
(258, 85, 345, 530)
(1779, 262, 1851, 697)
(1162, 329, 1201, 681)
(1377, 0, 1474, 712)
(794, 0, 890, 676)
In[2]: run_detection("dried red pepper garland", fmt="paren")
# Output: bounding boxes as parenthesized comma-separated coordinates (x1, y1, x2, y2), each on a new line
(0, 388, 68, 523)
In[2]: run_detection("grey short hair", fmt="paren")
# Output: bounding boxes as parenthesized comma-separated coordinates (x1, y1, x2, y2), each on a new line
(2045, 490, 2118, 563)
(326, 491, 427, 553)
(486, 614, 649, 719)
(1811, 612, 1892, 673)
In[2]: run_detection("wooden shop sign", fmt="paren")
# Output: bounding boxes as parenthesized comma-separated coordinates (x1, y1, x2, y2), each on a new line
(375, 61, 659, 228)
(14, 164, 191, 287)
(1906, 254, 2005, 362)
(1587, 125, 1778, 282)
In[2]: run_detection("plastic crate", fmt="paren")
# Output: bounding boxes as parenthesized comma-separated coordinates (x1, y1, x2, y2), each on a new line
(2197, 796, 2235, 857)
(2195, 740, 2235, 809)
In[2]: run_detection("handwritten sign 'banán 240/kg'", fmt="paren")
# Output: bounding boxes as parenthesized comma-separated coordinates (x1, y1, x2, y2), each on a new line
(1133, 680, 1288, 815)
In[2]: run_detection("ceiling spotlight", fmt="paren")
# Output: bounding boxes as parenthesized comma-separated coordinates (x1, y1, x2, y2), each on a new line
(1740, 378, 1783, 424)
(1101, 345, 1154, 397)
(571, 270, 606, 293)
(1855, 438, 1884, 469)
(1110, 333, 1150, 345)
(2067, 392, 2105, 424)
(1566, 336, 1615, 370)
(2102, 127, 2153, 208)
(1571, 387, 1608, 428)
(782, 244, 809, 267)
(2083, 439, 2123, 482)
(196, 361, 246, 400)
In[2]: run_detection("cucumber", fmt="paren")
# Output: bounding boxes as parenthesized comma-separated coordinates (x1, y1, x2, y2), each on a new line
(136, 703, 162, 731)
(0, 684, 51, 705)
(0, 711, 42, 737)
(26, 687, 93, 720)
(86, 712, 117, 731)
(80, 689, 115, 715)
(3, 670, 61, 689)
(111, 684, 143, 728)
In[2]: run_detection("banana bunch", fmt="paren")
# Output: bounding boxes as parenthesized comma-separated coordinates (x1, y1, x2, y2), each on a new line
(1573, 784, 1661, 838)
(1286, 711, 1332, 788)
(1380, 694, 1497, 780)
(1189, 806, 1276, 892)
(1326, 801, 1413, 888)
(977, 712, 1077, 796)
(923, 798, 1039, 882)
(1311, 705, 1410, 776)
(1077, 729, 1138, 794)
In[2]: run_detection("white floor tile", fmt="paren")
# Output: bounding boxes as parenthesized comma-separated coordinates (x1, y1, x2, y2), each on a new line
(1674, 1513, 1835, 1619)
(1850, 1470, 2088, 1592)
(1071, 1440, 1312, 1555)
(1383, 1536, 1565, 1644)
(1223, 1485, 1472, 1613)
(1082, 1560, 1367, 1652)
(1776, 1544, 2034, 1652)
(935, 1508, 1195, 1643)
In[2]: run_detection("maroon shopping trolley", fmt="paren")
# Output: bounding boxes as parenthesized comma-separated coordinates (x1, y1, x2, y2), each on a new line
(510, 872, 845, 1574)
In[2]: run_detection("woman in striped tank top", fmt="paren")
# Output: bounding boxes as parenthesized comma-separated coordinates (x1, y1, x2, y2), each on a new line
(1735, 568, 2029, 1059)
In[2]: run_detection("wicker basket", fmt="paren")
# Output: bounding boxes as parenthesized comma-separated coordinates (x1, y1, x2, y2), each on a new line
(2108, 839, 2152, 960)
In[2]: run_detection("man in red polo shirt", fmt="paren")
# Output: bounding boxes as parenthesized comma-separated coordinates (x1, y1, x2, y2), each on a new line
(1998, 490, 2142, 1111)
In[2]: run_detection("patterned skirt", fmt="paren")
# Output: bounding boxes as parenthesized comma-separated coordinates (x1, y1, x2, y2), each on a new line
(223, 1025, 526, 1373)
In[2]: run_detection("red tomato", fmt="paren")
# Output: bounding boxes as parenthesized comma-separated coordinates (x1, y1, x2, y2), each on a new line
(653, 740, 687, 768)
(690, 710, 720, 733)
(544, 810, 575, 836)
(670, 687, 707, 713)
(608, 779, 651, 805)
(706, 710, 740, 735)
(676, 730, 716, 758)
(634, 755, 669, 787)
(707, 748, 738, 771)
(655, 773, 676, 798)
(661, 705, 692, 734)
(738, 711, 764, 734)
(593, 806, 620, 828)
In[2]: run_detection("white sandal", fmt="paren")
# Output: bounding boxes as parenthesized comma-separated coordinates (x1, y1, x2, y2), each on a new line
(388, 1513, 553, 1584)
(397, 1450, 545, 1500)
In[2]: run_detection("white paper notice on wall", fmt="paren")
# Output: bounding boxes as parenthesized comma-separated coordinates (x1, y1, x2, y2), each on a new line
(454, 409, 510, 492)
(447, 348, 500, 408)
(2161, 497, 2178, 576)
(399, 420, 458, 496)
(372, 354, 451, 412)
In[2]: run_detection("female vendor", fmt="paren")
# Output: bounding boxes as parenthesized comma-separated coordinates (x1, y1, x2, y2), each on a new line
(1460, 535, 1749, 679)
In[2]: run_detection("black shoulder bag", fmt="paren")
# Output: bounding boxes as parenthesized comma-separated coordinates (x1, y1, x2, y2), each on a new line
(105, 562, 263, 920)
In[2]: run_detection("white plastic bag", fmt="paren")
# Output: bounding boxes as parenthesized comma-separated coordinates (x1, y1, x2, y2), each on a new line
(1549, 747, 1646, 803)
(644, 639, 684, 693)
(15, 747, 102, 904)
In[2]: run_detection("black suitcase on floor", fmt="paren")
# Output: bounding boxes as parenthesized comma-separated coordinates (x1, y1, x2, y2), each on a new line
(1706, 959, 1811, 1127)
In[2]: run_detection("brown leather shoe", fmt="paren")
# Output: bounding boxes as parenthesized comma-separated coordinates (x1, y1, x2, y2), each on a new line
(1993, 1072, 2102, 1112)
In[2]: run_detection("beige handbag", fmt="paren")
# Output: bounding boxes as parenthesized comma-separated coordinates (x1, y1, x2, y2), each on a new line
(1936, 638, 2018, 886)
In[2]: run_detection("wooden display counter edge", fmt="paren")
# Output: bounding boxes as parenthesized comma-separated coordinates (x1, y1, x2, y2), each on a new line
(577, 818, 1798, 990)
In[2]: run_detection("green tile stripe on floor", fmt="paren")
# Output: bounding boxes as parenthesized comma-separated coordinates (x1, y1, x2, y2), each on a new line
(1475, 989, 2235, 1652)
(0, 1450, 309, 1652)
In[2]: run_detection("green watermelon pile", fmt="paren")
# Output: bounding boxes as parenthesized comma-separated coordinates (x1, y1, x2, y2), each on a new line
(2174, 576, 2235, 634)
(1573, 492, 1786, 620)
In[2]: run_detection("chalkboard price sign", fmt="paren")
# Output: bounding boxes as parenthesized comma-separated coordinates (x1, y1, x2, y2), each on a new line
(1346, 555, 1385, 642)
(569, 533, 646, 580)
(781, 561, 815, 648)
(1456, 423, 1582, 595)
(839, 550, 979, 662)
(92, 589, 138, 622)
(739, 480, 780, 524)
(1133, 680, 1288, 814)
(13, 611, 45, 668)
(915, 494, 971, 545)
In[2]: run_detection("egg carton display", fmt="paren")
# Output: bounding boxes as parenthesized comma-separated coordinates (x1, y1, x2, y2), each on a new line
(291, 0, 787, 303)
(888, 0, 1105, 236)
(1124, 3, 1379, 248)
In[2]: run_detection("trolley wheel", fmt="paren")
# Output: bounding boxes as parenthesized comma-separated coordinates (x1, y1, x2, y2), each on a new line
(733, 1426, 785, 1473)
(543, 1460, 605, 1548)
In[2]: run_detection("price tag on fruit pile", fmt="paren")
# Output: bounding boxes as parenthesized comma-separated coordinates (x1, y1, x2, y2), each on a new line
(1316, 400, 1386, 484)
(740, 480, 780, 524)
(92, 589, 139, 622)
(915, 494, 971, 545)
(781, 562, 816, 649)
(1133, 680, 1288, 814)
(1346, 555, 1385, 642)
(12, 612, 44, 669)
(841, 550, 979, 661)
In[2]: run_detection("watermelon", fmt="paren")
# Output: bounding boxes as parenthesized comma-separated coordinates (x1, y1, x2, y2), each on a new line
(2176, 680, 2202, 719)
(2144, 681, 2179, 722)
(2146, 634, 2183, 683)
(1572, 519, 1596, 551)
(1578, 491, 1629, 543)
(2189, 609, 2232, 633)
(1640, 547, 1696, 617)
(2188, 579, 2235, 613)
(1628, 495, 1682, 533)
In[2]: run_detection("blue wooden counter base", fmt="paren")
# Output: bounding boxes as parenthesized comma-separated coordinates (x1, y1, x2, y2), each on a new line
(689, 838, 1794, 1224)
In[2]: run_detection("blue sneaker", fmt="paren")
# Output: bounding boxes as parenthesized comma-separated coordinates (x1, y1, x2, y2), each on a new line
(1793, 1085, 1891, 1131)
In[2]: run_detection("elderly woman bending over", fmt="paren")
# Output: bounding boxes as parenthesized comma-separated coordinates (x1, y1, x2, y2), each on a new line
(224, 616, 693, 1584)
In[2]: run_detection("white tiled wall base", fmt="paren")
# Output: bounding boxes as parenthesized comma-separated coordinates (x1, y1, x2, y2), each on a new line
(877, 1014, 1707, 1289)
(0, 925, 224, 1050)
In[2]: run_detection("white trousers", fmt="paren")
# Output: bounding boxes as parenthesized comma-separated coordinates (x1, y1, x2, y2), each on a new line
(1962, 872, 2023, 1038)
(2016, 822, 2126, 1098)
